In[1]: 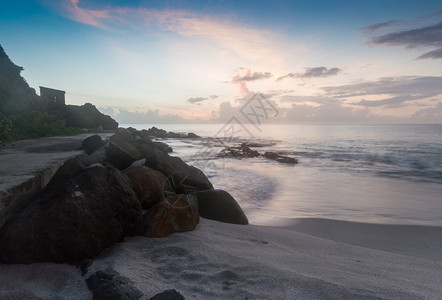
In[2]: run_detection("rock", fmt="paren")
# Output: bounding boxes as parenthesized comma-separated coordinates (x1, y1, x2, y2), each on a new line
(264, 152, 298, 164)
(145, 149, 213, 194)
(142, 194, 199, 238)
(218, 143, 260, 159)
(187, 132, 199, 138)
(89, 144, 108, 164)
(195, 189, 248, 225)
(86, 269, 143, 300)
(47, 154, 92, 186)
(111, 128, 136, 144)
(144, 126, 168, 138)
(106, 141, 141, 170)
(150, 289, 185, 300)
(82, 135, 105, 155)
(0, 164, 141, 264)
(123, 166, 174, 210)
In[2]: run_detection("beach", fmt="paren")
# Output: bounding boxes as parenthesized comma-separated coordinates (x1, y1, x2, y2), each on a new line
(1, 217, 441, 299)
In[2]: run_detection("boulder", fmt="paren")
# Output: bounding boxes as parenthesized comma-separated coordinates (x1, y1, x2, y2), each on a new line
(123, 166, 174, 210)
(86, 269, 143, 300)
(142, 194, 199, 238)
(264, 152, 298, 164)
(82, 135, 105, 155)
(111, 128, 135, 144)
(195, 189, 248, 225)
(48, 154, 92, 186)
(0, 164, 141, 264)
(145, 149, 213, 194)
(106, 141, 141, 170)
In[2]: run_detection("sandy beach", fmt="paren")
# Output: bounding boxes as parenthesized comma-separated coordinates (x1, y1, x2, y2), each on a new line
(1, 217, 441, 299)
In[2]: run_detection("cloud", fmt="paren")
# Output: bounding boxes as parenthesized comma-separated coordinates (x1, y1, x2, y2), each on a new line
(233, 71, 273, 82)
(58, 0, 290, 63)
(364, 11, 442, 59)
(210, 95, 218, 99)
(411, 102, 442, 122)
(187, 97, 208, 104)
(102, 107, 190, 124)
(416, 48, 442, 59)
(277, 67, 342, 81)
(323, 76, 442, 107)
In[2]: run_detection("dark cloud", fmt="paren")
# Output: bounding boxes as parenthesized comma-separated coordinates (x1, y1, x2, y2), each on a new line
(416, 48, 442, 59)
(323, 76, 442, 108)
(364, 11, 442, 59)
(210, 95, 218, 99)
(277, 67, 342, 81)
(233, 71, 273, 81)
(187, 97, 208, 104)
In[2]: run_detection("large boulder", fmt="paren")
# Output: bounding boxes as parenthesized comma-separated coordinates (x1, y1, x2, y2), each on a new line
(106, 141, 141, 170)
(82, 134, 105, 155)
(0, 164, 141, 264)
(123, 166, 174, 210)
(142, 194, 199, 238)
(145, 149, 213, 194)
(195, 189, 248, 225)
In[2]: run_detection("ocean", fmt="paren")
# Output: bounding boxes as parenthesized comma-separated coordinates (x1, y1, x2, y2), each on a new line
(122, 124, 442, 226)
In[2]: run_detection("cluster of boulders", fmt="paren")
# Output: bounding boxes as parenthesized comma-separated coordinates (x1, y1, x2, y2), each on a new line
(0, 127, 247, 264)
(218, 143, 299, 164)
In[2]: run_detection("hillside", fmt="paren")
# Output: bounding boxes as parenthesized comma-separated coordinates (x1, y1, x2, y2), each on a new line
(0, 45, 118, 143)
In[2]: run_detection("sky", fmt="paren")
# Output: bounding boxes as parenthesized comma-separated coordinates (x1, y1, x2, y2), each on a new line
(1, 0, 442, 124)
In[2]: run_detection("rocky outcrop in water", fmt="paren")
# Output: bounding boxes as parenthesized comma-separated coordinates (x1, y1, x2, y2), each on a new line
(218, 143, 298, 164)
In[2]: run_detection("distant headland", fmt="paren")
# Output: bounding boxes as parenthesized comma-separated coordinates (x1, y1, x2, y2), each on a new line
(0, 45, 118, 144)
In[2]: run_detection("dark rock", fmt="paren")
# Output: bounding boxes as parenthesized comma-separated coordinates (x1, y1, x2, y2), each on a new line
(86, 269, 143, 300)
(48, 154, 92, 186)
(264, 152, 298, 164)
(123, 166, 173, 210)
(143, 194, 199, 238)
(187, 132, 199, 138)
(153, 141, 173, 153)
(144, 127, 168, 138)
(106, 141, 141, 170)
(0, 164, 141, 264)
(195, 189, 248, 225)
(145, 149, 213, 193)
(150, 289, 185, 300)
(82, 135, 105, 155)
(111, 128, 136, 144)
(218, 143, 260, 159)
(89, 144, 108, 164)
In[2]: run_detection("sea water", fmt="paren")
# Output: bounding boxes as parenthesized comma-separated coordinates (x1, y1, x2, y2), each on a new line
(122, 124, 442, 226)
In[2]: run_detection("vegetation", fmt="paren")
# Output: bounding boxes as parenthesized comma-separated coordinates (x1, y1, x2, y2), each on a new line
(0, 45, 117, 144)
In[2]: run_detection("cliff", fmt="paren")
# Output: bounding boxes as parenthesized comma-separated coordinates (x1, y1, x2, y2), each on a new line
(0, 45, 118, 142)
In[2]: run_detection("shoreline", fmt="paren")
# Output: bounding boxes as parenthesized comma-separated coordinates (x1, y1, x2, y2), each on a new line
(1, 217, 441, 299)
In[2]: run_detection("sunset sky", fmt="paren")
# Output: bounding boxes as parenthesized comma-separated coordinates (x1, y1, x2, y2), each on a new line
(1, 0, 442, 124)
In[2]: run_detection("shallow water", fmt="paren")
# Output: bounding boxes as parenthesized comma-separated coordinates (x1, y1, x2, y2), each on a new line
(124, 124, 442, 226)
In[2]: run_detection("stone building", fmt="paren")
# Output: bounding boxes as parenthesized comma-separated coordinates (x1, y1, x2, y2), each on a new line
(39, 86, 66, 106)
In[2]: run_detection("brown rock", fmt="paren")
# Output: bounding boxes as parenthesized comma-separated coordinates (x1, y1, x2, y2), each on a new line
(123, 166, 174, 210)
(143, 194, 199, 238)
